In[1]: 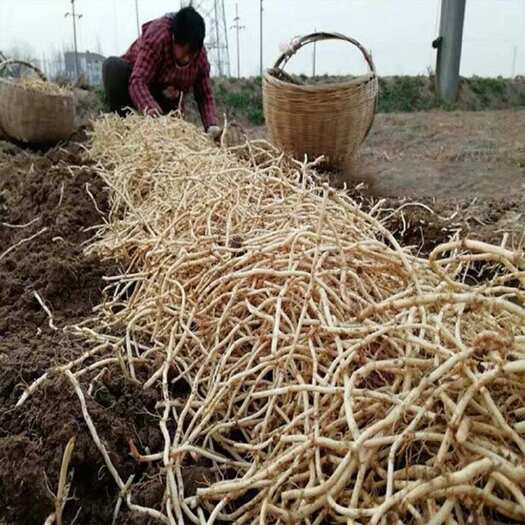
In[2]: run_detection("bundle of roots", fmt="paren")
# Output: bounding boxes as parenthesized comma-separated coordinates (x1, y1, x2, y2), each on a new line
(19, 115, 525, 524)
(17, 77, 71, 96)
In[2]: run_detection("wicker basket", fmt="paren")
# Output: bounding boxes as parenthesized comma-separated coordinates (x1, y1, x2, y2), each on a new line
(0, 60, 75, 144)
(263, 32, 378, 169)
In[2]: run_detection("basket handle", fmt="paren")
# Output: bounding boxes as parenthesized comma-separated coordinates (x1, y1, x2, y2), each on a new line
(273, 32, 375, 75)
(0, 59, 47, 81)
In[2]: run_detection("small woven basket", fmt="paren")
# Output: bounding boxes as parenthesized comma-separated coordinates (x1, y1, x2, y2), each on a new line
(263, 32, 378, 169)
(0, 60, 75, 144)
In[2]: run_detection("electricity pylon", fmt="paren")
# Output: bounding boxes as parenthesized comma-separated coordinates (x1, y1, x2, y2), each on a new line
(181, 0, 231, 77)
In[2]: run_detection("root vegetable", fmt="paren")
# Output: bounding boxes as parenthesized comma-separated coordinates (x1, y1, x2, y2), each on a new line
(20, 114, 525, 523)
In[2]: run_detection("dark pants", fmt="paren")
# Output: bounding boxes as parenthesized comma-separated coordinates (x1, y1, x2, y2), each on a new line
(102, 57, 176, 115)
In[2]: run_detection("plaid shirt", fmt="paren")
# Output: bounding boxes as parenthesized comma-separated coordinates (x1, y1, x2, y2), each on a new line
(122, 15, 218, 130)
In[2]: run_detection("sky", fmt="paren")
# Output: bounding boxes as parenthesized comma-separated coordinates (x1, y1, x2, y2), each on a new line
(0, 0, 524, 78)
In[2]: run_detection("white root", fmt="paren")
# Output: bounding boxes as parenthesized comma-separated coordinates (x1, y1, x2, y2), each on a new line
(33, 290, 58, 331)
(0, 226, 48, 263)
(20, 115, 525, 523)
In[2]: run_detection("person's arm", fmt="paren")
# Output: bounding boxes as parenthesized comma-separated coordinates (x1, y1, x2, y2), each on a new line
(193, 50, 218, 131)
(129, 38, 163, 115)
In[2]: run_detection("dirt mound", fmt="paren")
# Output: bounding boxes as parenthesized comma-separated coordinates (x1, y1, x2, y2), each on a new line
(0, 143, 200, 524)
(0, 339, 162, 524)
(0, 146, 113, 333)
(0, 145, 152, 524)
(330, 161, 524, 259)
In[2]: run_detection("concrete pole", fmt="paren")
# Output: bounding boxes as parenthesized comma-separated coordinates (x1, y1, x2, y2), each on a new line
(236, 4, 241, 79)
(435, 0, 466, 104)
(214, 0, 222, 76)
(233, 4, 245, 79)
(312, 28, 317, 77)
(135, 0, 140, 37)
(221, 0, 231, 77)
(71, 0, 81, 82)
(259, 0, 263, 77)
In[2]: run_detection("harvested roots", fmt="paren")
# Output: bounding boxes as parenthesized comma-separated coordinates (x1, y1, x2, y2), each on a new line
(17, 77, 71, 96)
(19, 114, 525, 524)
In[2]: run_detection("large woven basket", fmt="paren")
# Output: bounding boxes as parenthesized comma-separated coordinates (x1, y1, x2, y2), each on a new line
(0, 60, 75, 144)
(263, 32, 378, 169)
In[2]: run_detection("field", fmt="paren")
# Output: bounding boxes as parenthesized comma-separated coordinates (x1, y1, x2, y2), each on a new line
(0, 91, 524, 522)
(342, 109, 525, 254)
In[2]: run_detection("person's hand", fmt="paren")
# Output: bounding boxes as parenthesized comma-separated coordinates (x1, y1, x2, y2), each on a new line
(207, 125, 223, 141)
(162, 86, 181, 101)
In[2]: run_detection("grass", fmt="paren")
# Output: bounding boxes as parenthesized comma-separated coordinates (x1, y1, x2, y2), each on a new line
(467, 77, 509, 109)
(91, 86, 110, 112)
(377, 76, 438, 113)
(469, 77, 506, 98)
(215, 83, 264, 125)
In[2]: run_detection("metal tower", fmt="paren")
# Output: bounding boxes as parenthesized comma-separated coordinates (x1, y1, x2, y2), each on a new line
(181, 0, 231, 77)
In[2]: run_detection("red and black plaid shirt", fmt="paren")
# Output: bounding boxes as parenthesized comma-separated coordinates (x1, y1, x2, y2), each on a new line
(122, 15, 218, 130)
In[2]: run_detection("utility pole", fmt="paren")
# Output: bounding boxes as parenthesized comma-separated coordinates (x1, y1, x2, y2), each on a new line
(231, 3, 245, 79)
(213, 0, 222, 76)
(221, 0, 231, 76)
(259, 0, 264, 77)
(135, 0, 140, 37)
(512, 46, 518, 78)
(434, 0, 466, 104)
(312, 28, 317, 77)
(65, 0, 83, 82)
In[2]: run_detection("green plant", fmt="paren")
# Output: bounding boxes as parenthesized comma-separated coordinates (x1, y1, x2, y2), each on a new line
(467, 77, 507, 106)
(216, 87, 265, 125)
(247, 106, 264, 125)
(92, 86, 109, 112)
(378, 76, 437, 113)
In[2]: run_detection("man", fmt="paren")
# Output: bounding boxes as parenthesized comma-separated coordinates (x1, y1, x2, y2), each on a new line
(102, 6, 220, 138)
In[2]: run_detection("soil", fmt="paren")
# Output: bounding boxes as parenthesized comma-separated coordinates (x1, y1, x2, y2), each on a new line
(358, 110, 525, 255)
(0, 108, 524, 524)
(361, 110, 525, 201)
(0, 144, 110, 333)
(0, 142, 167, 524)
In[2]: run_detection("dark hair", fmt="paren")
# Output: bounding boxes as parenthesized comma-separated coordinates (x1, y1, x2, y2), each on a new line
(171, 7, 205, 52)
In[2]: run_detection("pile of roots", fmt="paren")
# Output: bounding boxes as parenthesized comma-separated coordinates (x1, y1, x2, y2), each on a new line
(17, 77, 72, 96)
(19, 115, 525, 524)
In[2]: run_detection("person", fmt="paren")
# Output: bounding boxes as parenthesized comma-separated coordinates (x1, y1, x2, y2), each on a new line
(102, 6, 221, 138)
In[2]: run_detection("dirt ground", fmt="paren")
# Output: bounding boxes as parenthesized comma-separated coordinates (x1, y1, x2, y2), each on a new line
(0, 109, 524, 524)
(0, 144, 163, 524)
(360, 110, 525, 254)
(362, 109, 525, 200)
